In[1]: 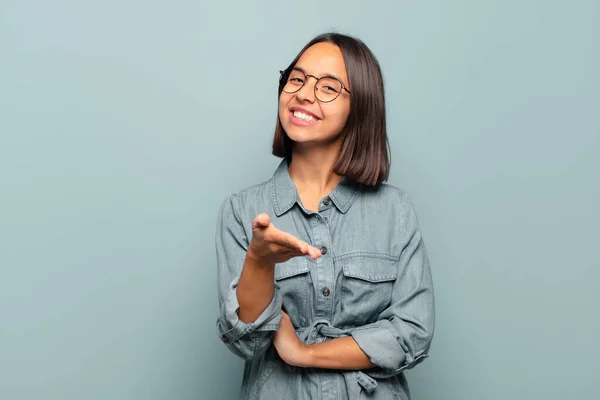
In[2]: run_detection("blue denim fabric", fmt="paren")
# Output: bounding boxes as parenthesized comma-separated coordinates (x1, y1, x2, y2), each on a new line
(216, 159, 435, 400)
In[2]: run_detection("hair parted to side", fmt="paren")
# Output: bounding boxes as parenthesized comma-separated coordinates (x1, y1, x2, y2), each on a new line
(272, 32, 390, 186)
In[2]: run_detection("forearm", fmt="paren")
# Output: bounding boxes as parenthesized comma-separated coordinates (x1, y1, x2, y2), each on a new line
(236, 252, 275, 323)
(305, 336, 376, 370)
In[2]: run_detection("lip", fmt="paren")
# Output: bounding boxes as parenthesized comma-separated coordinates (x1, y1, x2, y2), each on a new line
(289, 106, 321, 127)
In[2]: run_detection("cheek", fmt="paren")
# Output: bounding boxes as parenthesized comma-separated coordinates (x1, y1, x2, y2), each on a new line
(278, 98, 290, 126)
(278, 94, 291, 115)
(324, 107, 350, 130)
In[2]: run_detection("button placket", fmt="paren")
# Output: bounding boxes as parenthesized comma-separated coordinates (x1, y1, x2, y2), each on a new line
(317, 210, 330, 226)
(310, 214, 334, 319)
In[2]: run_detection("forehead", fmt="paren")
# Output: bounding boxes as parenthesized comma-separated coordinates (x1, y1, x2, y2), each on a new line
(295, 42, 348, 83)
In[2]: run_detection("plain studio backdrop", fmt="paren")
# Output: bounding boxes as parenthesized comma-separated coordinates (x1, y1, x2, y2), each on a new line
(1, 1, 598, 399)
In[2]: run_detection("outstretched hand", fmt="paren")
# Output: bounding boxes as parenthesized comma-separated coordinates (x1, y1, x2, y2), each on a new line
(247, 213, 322, 266)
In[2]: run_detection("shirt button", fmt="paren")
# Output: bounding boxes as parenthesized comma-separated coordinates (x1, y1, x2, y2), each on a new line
(320, 246, 328, 255)
(322, 287, 331, 297)
(322, 197, 331, 206)
(323, 216, 329, 223)
(221, 335, 230, 344)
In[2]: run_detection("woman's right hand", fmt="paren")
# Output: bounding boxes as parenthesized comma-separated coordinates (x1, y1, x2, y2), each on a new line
(246, 213, 322, 267)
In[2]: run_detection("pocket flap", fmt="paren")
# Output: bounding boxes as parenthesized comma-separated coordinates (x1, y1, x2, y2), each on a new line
(342, 257, 397, 283)
(274, 259, 310, 280)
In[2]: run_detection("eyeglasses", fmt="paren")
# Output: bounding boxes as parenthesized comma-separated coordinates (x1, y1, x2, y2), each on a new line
(279, 69, 351, 103)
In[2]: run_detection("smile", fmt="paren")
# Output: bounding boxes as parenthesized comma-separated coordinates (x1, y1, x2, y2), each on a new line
(293, 111, 320, 122)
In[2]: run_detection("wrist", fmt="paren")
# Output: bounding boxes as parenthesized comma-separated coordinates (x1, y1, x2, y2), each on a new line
(245, 247, 274, 269)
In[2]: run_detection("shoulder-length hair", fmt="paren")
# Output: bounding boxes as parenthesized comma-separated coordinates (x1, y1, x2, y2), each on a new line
(272, 32, 390, 186)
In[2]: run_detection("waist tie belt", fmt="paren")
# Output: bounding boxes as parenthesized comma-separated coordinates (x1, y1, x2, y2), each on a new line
(295, 318, 378, 400)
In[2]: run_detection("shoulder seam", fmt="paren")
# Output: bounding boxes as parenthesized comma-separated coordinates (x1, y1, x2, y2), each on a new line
(377, 184, 413, 234)
(379, 183, 409, 201)
(228, 177, 273, 198)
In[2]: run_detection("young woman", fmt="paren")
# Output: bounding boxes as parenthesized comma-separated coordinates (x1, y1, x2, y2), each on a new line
(216, 32, 435, 400)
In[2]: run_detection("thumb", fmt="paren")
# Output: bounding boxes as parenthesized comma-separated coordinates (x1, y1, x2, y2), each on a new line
(252, 213, 271, 229)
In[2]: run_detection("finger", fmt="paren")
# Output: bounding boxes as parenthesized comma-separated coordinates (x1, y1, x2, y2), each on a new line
(252, 213, 271, 229)
(280, 248, 321, 262)
(277, 237, 321, 259)
(265, 226, 322, 258)
(308, 246, 322, 260)
(284, 241, 321, 258)
(279, 311, 293, 327)
(297, 246, 321, 260)
(279, 249, 305, 259)
(271, 229, 310, 252)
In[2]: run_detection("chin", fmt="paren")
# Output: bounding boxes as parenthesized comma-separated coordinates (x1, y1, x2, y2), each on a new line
(286, 133, 314, 145)
(283, 125, 317, 143)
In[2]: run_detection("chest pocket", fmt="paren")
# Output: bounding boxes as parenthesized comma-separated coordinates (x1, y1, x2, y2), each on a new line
(274, 259, 311, 326)
(339, 256, 397, 325)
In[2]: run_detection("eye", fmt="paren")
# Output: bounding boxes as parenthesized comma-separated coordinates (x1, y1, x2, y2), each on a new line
(317, 77, 342, 95)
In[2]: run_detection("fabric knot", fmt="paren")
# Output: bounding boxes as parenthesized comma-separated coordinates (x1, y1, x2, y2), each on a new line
(297, 318, 334, 344)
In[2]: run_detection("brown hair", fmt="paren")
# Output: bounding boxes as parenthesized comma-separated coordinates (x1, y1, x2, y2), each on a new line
(272, 32, 390, 186)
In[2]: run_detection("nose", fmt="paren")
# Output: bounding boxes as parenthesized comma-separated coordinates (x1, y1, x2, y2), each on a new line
(296, 75, 318, 102)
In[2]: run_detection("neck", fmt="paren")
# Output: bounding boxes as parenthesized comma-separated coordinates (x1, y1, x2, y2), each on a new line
(288, 142, 344, 208)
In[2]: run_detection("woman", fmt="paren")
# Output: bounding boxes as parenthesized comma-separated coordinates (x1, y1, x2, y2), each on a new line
(216, 32, 435, 400)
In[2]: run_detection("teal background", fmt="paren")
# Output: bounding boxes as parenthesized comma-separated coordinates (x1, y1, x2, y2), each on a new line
(1, 1, 598, 399)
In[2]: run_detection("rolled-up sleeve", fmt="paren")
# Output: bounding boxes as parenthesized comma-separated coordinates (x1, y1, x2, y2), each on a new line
(215, 195, 282, 360)
(350, 195, 435, 377)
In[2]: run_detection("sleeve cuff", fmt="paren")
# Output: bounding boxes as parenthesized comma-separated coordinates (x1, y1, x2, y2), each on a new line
(217, 277, 283, 344)
(350, 321, 408, 371)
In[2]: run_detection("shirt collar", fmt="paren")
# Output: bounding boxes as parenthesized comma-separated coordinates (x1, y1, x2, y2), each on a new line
(271, 158, 360, 217)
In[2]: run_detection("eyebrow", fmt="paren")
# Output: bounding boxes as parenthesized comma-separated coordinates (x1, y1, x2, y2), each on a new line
(293, 66, 348, 87)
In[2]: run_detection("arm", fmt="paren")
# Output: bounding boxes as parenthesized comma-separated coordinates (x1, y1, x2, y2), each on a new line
(273, 312, 375, 369)
(216, 196, 321, 360)
(237, 248, 276, 323)
(307, 336, 376, 369)
(215, 196, 282, 360)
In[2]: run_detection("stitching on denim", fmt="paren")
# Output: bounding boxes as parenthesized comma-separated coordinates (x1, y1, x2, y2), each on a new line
(379, 183, 408, 197)
(343, 186, 361, 212)
(252, 358, 278, 400)
(235, 179, 269, 197)
(334, 252, 399, 262)
(271, 178, 296, 216)
(274, 263, 310, 280)
(229, 319, 249, 342)
(332, 185, 361, 213)
(251, 331, 259, 359)
(259, 323, 280, 331)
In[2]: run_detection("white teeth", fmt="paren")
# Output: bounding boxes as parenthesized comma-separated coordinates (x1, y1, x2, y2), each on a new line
(293, 111, 318, 122)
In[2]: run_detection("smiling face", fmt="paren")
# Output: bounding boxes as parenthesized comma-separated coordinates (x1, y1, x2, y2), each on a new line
(278, 42, 351, 149)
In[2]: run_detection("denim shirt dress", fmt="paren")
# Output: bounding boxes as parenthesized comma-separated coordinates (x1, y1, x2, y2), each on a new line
(216, 159, 435, 400)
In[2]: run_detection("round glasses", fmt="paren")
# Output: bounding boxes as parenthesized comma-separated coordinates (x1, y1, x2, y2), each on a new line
(280, 69, 351, 103)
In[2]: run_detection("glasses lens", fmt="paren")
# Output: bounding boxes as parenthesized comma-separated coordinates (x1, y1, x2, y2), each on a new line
(282, 70, 305, 94)
(315, 77, 343, 102)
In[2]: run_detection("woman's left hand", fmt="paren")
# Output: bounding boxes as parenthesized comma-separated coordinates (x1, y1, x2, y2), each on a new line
(273, 311, 311, 367)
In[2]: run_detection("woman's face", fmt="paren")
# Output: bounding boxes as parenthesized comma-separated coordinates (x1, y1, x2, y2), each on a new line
(278, 42, 351, 148)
